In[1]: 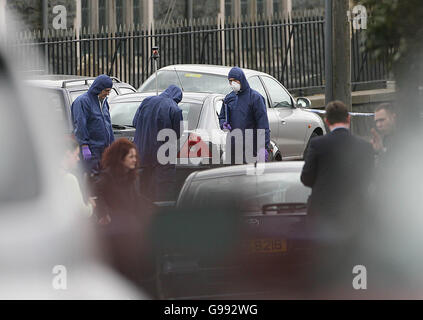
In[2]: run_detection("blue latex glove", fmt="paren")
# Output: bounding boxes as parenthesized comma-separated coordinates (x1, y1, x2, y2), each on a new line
(222, 122, 232, 131)
(81, 145, 92, 160)
(258, 148, 269, 162)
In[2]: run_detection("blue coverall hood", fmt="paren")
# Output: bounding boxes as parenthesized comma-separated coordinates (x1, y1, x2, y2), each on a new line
(219, 67, 270, 163)
(228, 67, 250, 92)
(88, 74, 113, 95)
(160, 85, 183, 104)
(132, 86, 183, 168)
(71, 74, 115, 151)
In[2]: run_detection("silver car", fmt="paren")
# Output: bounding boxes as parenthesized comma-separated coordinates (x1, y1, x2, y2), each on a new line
(109, 91, 230, 194)
(109, 91, 227, 162)
(0, 41, 144, 299)
(139, 64, 326, 160)
(25, 75, 136, 133)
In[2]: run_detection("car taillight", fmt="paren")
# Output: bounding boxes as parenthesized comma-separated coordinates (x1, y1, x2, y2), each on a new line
(178, 133, 211, 158)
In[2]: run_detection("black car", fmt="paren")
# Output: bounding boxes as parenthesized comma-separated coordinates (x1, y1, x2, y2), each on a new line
(26, 75, 136, 133)
(152, 161, 312, 299)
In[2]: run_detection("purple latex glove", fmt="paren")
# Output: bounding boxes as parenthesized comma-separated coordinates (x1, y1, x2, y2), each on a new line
(81, 145, 92, 160)
(258, 148, 269, 162)
(222, 122, 232, 131)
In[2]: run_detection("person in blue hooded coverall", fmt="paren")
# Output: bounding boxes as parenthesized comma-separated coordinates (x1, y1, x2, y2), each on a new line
(218, 67, 270, 164)
(71, 74, 115, 175)
(132, 85, 183, 202)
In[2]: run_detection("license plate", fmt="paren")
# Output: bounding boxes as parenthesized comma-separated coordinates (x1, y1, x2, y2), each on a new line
(249, 239, 287, 253)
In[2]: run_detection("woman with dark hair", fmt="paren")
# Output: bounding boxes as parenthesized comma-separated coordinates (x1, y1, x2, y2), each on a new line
(94, 138, 154, 287)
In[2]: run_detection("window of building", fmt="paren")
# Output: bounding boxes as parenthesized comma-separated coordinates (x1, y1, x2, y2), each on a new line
(154, 0, 160, 20)
(273, 0, 280, 14)
(225, 0, 232, 18)
(193, 0, 219, 19)
(99, 0, 106, 29)
(81, 0, 90, 29)
(116, 0, 124, 28)
(257, 0, 264, 16)
(241, 0, 248, 17)
(134, 0, 142, 27)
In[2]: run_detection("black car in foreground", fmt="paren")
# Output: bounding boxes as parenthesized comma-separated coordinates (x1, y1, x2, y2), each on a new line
(151, 161, 312, 299)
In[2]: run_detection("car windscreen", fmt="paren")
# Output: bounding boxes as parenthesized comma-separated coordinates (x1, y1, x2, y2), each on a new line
(110, 100, 203, 131)
(139, 70, 231, 95)
(179, 171, 310, 213)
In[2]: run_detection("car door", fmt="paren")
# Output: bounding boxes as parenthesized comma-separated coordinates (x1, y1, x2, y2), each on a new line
(210, 96, 230, 162)
(261, 76, 308, 158)
(247, 76, 279, 147)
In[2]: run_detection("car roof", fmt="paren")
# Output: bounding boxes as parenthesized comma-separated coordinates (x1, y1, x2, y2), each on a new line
(25, 75, 133, 90)
(26, 80, 81, 88)
(109, 91, 224, 104)
(160, 64, 269, 78)
(26, 77, 92, 89)
(26, 74, 88, 80)
(190, 161, 305, 181)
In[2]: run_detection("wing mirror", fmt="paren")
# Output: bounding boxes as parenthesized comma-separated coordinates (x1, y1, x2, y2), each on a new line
(296, 97, 311, 108)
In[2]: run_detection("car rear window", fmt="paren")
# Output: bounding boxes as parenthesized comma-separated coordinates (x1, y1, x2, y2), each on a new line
(110, 100, 203, 131)
(109, 101, 140, 126)
(139, 70, 231, 95)
(179, 172, 310, 213)
(69, 90, 88, 103)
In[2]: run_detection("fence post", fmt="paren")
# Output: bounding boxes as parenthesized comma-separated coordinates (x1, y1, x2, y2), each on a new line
(43, 0, 48, 74)
(218, 12, 225, 66)
(325, 0, 351, 110)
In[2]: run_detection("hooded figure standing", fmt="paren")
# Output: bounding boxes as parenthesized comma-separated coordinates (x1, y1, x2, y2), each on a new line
(71, 74, 115, 174)
(218, 67, 270, 164)
(133, 85, 183, 202)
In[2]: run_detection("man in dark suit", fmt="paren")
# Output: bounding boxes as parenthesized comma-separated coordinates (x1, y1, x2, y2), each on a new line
(300, 100, 374, 297)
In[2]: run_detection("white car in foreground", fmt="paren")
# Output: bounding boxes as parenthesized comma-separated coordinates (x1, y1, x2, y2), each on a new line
(0, 33, 145, 299)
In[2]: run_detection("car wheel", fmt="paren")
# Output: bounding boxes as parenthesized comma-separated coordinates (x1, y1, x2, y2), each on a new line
(268, 141, 282, 162)
(267, 149, 281, 162)
(274, 152, 282, 161)
(303, 132, 319, 159)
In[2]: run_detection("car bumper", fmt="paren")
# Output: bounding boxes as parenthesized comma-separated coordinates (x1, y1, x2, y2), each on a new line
(113, 129, 135, 142)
